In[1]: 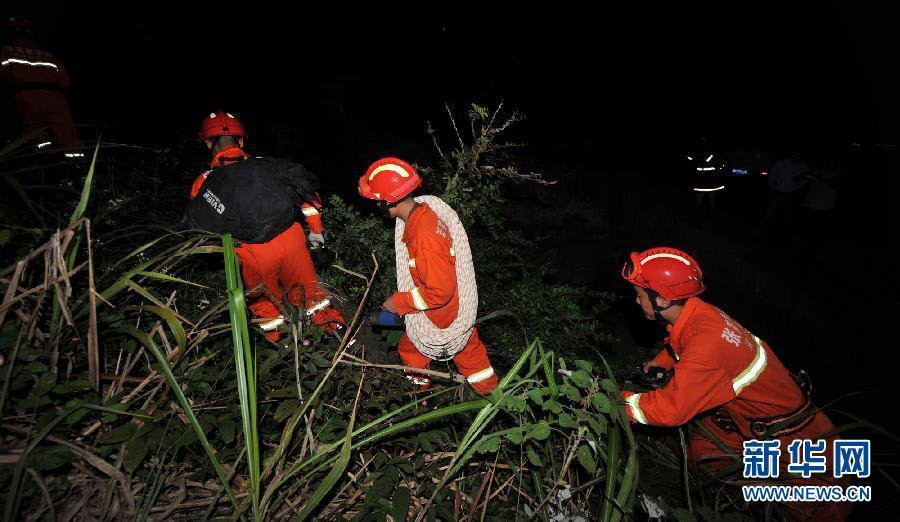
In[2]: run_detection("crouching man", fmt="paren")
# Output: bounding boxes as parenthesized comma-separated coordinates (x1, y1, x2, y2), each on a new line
(620, 247, 850, 521)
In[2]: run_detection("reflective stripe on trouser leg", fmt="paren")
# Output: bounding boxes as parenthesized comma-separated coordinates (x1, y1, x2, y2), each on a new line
(305, 298, 331, 316)
(397, 333, 432, 386)
(259, 315, 285, 331)
(466, 367, 495, 384)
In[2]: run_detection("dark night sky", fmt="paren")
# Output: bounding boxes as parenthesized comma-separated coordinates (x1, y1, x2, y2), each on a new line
(15, 2, 895, 153)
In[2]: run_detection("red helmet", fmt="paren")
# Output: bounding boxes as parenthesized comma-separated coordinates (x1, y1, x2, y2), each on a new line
(199, 111, 246, 141)
(359, 157, 422, 204)
(622, 247, 705, 300)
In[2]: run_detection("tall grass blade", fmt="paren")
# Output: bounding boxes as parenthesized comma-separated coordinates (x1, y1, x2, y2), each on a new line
(68, 141, 100, 226)
(223, 234, 261, 519)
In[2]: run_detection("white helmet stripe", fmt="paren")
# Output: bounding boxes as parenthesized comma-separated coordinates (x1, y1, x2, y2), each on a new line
(641, 253, 691, 266)
(369, 163, 411, 181)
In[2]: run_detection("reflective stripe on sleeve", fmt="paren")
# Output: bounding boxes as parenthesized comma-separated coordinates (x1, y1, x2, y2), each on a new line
(449, 246, 455, 257)
(625, 393, 648, 424)
(410, 287, 428, 310)
(259, 316, 285, 331)
(408, 258, 416, 268)
(302, 207, 320, 216)
(305, 299, 331, 316)
(466, 367, 495, 384)
(732, 336, 768, 395)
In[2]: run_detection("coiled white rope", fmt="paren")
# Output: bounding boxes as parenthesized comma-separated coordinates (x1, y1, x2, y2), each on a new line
(394, 195, 478, 360)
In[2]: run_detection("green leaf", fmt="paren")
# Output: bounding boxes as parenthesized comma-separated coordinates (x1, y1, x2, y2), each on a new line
(366, 466, 399, 505)
(52, 379, 92, 394)
(527, 446, 543, 466)
(391, 487, 411, 522)
(576, 444, 596, 475)
(310, 351, 331, 368)
(418, 433, 434, 453)
(600, 378, 618, 394)
(541, 399, 563, 414)
(504, 395, 527, 413)
(581, 413, 608, 438)
(219, 419, 236, 444)
(575, 360, 594, 373)
(32, 446, 72, 471)
(591, 393, 611, 414)
(558, 412, 577, 428)
(18, 394, 51, 409)
(33, 372, 57, 397)
(527, 388, 544, 405)
(25, 362, 48, 374)
(504, 428, 525, 445)
(569, 370, 592, 388)
(100, 402, 128, 423)
(175, 426, 199, 448)
(124, 437, 149, 473)
(558, 383, 582, 402)
(274, 399, 298, 422)
(476, 436, 500, 454)
(99, 423, 137, 445)
(526, 421, 550, 441)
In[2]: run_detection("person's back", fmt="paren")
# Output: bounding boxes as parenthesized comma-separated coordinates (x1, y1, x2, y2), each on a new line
(189, 111, 344, 341)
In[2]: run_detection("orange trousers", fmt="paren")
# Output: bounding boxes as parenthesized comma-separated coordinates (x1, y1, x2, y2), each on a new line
(236, 222, 343, 340)
(690, 415, 852, 521)
(397, 327, 498, 395)
(15, 90, 80, 151)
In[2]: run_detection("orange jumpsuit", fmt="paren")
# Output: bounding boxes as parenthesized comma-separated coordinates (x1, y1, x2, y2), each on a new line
(390, 203, 497, 394)
(621, 298, 849, 521)
(1, 40, 80, 151)
(190, 148, 341, 339)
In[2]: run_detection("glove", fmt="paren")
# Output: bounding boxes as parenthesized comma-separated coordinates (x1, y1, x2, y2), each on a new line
(308, 232, 325, 248)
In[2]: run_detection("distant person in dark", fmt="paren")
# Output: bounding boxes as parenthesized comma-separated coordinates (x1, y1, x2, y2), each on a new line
(799, 152, 843, 256)
(687, 136, 726, 225)
(762, 148, 810, 242)
(0, 17, 82, 157)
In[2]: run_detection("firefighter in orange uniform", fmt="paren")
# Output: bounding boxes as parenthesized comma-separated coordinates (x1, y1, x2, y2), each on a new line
(1, 17, 81, 156)
(191, 111, 343, 340)
(358, 157, 498, 394)
(620, 247, 849, 521)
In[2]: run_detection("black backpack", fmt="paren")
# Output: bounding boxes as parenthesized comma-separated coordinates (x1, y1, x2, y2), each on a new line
(188, 157, 320, 243)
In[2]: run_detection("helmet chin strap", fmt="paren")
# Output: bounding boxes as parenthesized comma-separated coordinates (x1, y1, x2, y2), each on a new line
(649, 292, 676, 322)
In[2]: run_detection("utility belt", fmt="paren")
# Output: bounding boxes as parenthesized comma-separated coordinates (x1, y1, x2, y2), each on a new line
(709, 371, 817, 440)
(12, 82, 64, 92)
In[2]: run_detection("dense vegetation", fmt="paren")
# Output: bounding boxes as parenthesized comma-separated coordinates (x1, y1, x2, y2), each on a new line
(0, 106, 893, 520)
